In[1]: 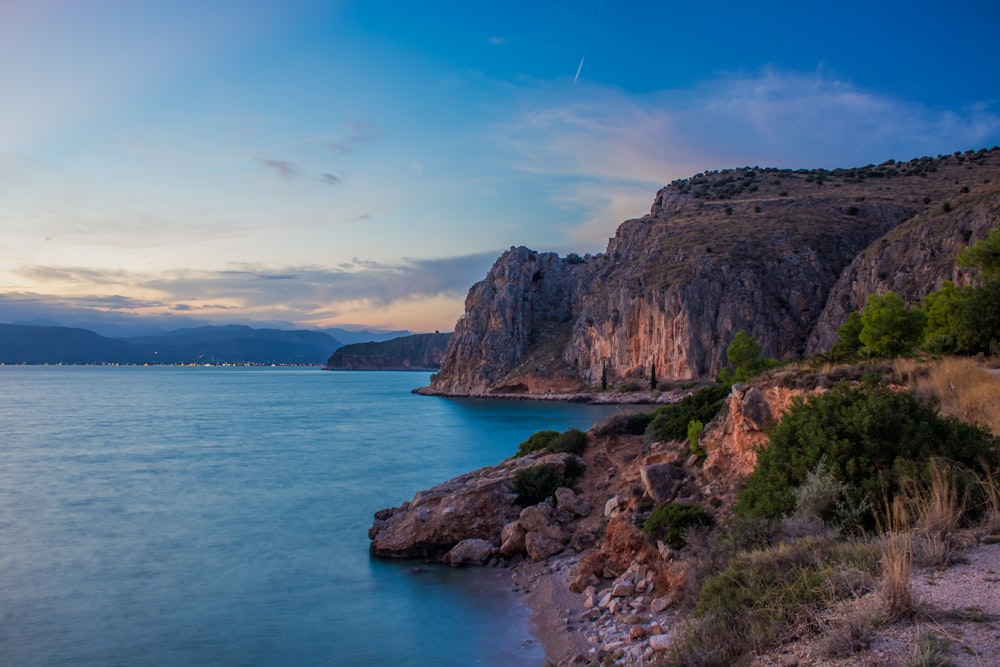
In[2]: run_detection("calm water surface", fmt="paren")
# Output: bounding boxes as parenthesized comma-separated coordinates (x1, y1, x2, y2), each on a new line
(0, 366, 624, 666)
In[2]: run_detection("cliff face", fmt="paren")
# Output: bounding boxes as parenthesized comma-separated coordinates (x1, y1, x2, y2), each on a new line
(430, 248, 588, 394)
(324, 332, 451, 370)
(429, 150, 1000, 396)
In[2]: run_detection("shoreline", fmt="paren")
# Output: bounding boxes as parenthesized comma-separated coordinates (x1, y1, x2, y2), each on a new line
(412, 385, 688, 405)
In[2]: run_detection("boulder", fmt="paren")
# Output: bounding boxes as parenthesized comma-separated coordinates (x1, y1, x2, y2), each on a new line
(741, 387, 773, 430)
(499, 520, 526, 558)
(525, 531, 564, 560)
(604, 495, 625, 519)
(640, 464, 679, 503)
(555, 487, 593, 517)
(442, 538, 495, 567)
(519, 504, 569, 543)
(649, 634, 671, 651)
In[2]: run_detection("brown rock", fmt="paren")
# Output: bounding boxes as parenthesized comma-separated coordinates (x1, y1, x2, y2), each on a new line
(640, 464, 679, 503)
(524, 531, 564, 561)
(499, 521, 526, 558)
(369, 452, 573, 558)
(442, 538, 495, 567)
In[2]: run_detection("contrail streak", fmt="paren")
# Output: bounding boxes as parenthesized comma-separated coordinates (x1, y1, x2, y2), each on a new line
(574, 0, 607, 84)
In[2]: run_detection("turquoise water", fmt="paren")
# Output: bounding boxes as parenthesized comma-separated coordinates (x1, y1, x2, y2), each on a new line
(0, 366, 623, 666)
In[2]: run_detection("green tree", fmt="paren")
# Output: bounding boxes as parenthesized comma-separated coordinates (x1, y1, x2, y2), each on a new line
(858, 291, 926, 357)
(719, 331, 777, 383)
(953, 281, 1000, 353)
(922, 281, 968, 353)
(958, 227, 1000, 281)
(830, 311, 864, 361)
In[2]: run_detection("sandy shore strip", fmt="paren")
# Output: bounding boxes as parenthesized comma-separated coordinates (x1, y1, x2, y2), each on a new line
(512, 555, 593, 665)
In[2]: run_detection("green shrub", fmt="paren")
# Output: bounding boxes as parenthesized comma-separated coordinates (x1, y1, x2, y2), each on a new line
(596, 411, 653, 436)
(643, 502, 714, 549)
(550, 428, 587, 455)
(646, 384, 730, 442)
(515, 430, 559, 457)
(688, 419, 706, 457)
(512, 458, 584, 506)
(736, 379, 998, 528)
(516, 428, 589, 457)
(512, 463, 562, 506)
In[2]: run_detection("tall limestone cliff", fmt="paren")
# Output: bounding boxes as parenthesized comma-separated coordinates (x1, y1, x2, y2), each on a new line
(429, 149, 1000, 396)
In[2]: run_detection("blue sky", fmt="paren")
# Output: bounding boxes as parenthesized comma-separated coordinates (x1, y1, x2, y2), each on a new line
(2, 0, 999, 332)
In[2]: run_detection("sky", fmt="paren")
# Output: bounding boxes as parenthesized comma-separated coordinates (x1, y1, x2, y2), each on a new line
(2, 0, 999, 334)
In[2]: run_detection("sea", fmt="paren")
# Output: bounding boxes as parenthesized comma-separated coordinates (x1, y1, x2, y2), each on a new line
(0, 366, 625, 666)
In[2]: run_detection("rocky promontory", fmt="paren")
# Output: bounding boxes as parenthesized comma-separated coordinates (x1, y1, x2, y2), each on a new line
(324, 332, 451, 370)
(370, 375, 801, 664)
(427, 150, 1000, 396)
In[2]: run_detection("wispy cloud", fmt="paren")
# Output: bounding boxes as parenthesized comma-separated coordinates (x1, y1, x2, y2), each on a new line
(255, 157, 303, 180)
(329, 121, 382, 154)
(493, 69, 1000, 245)
(7, 251, 500, 328)
(319, 172, 342, 185)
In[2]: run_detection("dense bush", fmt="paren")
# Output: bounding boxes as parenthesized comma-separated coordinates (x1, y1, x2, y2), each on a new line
(549, 428, 587, 455)
(512, 458, 584, 506)
(512, 463, 563, 506)
(646, 384, 730, 442)
(516, 428, 589, 457)
(642, 502, 714, 549)
(736, 379, 998, 528)
(515, 430, 559, 457)
(595, 411, 653, 436)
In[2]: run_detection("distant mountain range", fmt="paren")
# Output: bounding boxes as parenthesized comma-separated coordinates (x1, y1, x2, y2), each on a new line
(0, 323, 413, 365)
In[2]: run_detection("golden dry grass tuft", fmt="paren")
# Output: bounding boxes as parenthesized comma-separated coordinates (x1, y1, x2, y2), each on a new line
(910, 357, 1000, 435)
(880, 497, 918, 620)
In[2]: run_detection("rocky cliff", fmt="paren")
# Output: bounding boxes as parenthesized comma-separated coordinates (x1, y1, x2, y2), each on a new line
(324, 332, 451, 370)
(428, 149, 1000, 395)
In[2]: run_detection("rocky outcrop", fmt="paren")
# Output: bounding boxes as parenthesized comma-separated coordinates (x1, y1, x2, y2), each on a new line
(368, 452, 583, 559)
(427, 150, 1000, 396)
(428, 248, 588, 394)
(324, 332, 451, 370)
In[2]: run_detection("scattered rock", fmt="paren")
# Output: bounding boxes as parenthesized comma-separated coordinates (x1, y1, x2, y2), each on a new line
(640, 464, 679, 503)
(649, 634, 671, 651)
(499, 520, 526, 557)
(525, 531, 564, 560)
(442, 538, 496, 567)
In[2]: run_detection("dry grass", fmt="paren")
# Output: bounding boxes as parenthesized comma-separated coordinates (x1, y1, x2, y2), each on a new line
(978, 469, 1000, 536)
(909, 357, 1000, 435)
(880, 497, 918, 620)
